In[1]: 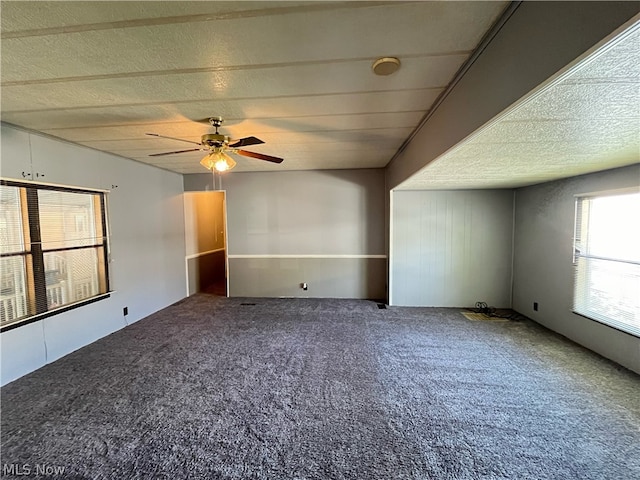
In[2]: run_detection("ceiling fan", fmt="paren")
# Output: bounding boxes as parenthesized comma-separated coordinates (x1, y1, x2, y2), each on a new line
(146, 117, 283, 172)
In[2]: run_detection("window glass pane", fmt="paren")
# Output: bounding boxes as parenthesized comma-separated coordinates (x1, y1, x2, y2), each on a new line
(0, 185, 26, 254)
(44, 248, 104, 310)
(587, 193, 640, 262)
(574, 191, 640, 337)
(38, 190, 102, 250)
(576, 257, 640, 331)
(0, 256, 29, 326)
(0, 181, 110, 330)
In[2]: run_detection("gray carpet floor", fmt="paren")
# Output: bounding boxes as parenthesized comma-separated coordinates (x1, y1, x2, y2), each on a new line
(1, 294, 639, 479)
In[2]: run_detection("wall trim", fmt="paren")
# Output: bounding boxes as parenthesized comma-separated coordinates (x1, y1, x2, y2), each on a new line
(228, 254, 387, 259)
(185, 247, 226, 260)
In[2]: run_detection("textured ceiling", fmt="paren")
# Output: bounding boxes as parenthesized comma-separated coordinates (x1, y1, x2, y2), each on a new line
(3, 2, 637, 187)
(397, 15, 640, 190)
(0, 1, 508, 174)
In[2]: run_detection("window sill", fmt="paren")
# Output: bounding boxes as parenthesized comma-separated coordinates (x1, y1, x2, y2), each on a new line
(573, 310, 640, 338)
(0, 293, 111, 333)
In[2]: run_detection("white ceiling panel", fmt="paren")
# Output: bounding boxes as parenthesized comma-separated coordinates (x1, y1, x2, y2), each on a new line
(79, 127, 414, 150)
(0, 2, 313, 33)
(468, 118, 637, 146)
(504, 83, 639, 122)
(2, 89, 443, 130)
(1, 2, 503, 82)
(40, 112, 422, 141)
(1, 0, 510, 174)
(2, 55, 466, 112)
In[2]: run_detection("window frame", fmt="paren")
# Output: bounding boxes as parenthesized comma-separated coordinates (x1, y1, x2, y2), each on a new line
(572, 187, 640, 337)
(0, 179, 111, 332)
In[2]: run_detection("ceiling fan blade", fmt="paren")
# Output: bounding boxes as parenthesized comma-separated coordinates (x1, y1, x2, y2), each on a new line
(235, 149, 284, 164)
(149, 148, 202, 157)
(146, 133, 202, 146)
(228, 136, 265, 148)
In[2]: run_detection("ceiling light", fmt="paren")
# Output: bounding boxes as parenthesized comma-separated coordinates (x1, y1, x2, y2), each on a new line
(372, 57, 401, 76)
(200, 151, 237, 173)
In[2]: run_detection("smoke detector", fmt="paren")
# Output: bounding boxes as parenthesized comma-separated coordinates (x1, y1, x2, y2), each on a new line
(372, 57, 401, 76)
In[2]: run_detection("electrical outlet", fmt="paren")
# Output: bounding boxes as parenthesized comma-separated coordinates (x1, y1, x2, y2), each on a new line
(301, 283, 308, 291)
(123, 306, 128, 316)
(533, 302, 538, 312)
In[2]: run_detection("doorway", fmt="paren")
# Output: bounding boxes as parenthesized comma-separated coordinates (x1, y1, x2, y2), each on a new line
(184, 191, 228, 296)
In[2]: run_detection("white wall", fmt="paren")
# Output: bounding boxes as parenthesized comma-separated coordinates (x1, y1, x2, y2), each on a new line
(391, 190, 514, 307)
(184, 169, 386, 299)
(0, 123, 186, 385)
(513, 165, 640, 374)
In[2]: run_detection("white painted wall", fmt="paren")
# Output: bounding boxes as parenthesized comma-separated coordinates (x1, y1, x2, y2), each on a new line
(0, 123, 186, 385)
(513, 165, 640, 374)
(222, 170, 385, 257)
(184, 169, 386, 299)
(391, 190, 513, 307)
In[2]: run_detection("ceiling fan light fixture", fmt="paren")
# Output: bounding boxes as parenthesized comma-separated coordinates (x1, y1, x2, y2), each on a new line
(372, 57, 400, 76)
(214, 154, 236, 172)
(200, 151, 236, 173)
(149, 116, 282, 168)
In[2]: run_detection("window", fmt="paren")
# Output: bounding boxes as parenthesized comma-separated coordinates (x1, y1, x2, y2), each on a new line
(0, 180, 110, 330)
(573, 190, 640, 336)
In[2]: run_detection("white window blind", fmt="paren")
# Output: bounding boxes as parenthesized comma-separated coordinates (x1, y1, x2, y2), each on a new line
(0, 185, 28, 324)
(0, 181, 110, 330)
(573, 191, 640, 337)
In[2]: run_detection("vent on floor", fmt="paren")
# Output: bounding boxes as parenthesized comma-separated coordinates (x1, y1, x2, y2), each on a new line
(241, 303, 256, 306)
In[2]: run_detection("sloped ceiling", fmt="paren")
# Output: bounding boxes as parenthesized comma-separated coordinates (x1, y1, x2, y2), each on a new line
(0, 1, 507, 174)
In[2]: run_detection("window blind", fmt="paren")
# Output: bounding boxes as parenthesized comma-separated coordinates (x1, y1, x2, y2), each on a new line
(573, 192, 640, 337)
(0, 181, 110, 330)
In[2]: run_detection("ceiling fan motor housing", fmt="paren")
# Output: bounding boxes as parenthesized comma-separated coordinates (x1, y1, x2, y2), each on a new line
(201, 133, 229, 148)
